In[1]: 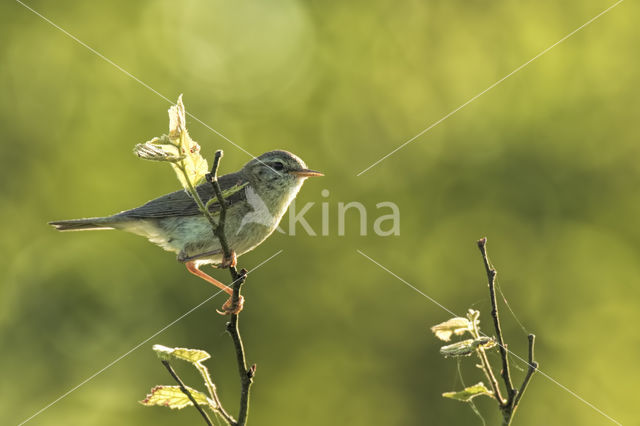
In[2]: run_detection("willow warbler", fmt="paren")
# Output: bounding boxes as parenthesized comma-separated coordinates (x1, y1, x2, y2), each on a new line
(50, 150, 323, 312)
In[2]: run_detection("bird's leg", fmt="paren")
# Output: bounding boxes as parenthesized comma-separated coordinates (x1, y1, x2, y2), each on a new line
(185, 261, 233, 295)
(185, 261, 244, 314)
(219, 250, 237, 269)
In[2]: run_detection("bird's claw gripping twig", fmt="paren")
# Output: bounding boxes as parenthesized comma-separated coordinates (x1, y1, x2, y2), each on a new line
(217, 295, 245, 315)
(220, 250, 237, 269)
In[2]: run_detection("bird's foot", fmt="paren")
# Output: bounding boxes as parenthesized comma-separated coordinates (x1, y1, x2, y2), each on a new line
(220, 250, 237, 269)
(217, 295, 244, 315)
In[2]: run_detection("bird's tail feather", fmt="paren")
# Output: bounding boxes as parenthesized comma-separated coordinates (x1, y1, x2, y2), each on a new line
(49, 217, 117, 231)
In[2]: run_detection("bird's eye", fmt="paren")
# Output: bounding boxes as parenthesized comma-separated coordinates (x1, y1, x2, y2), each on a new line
(272, 161, 284, 171)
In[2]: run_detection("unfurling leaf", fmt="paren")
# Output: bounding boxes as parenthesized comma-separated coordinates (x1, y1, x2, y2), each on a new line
(134, 95, 209, 190)
(442, 382, 494, 402)
(431, 317, 473, 341)
(153, 344, 211, 364)
(440, 337, 496, 357)
(167, 95, 209, 188)
(140, 385, 215, 409)
(134, 137, 183, 163)
(466, 309, 480, 323)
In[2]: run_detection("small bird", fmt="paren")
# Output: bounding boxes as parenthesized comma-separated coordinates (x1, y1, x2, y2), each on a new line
(50, 150, 323, 313)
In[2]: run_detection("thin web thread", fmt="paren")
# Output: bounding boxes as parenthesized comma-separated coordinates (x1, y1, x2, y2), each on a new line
(485, 257, 529, 373)
(457, 359, 487, 426)
(496, 282, 529, 335)
(356, 249, 622, 426)
(14, 0, 281, 176)
(17, 250, 283, 425)
(356, 0, 625, 176)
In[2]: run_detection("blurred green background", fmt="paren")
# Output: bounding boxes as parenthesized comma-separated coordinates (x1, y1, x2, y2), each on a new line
(1, 0, 638, 425)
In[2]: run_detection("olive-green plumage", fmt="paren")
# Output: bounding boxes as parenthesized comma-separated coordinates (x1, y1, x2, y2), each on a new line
(50, 150, 322, 266)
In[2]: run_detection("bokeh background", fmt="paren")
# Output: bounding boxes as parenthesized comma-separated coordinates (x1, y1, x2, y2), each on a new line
(1, 1, 638, 425)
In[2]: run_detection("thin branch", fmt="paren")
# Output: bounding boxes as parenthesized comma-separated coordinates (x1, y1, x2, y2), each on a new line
(178, 148, 253, 425)
(471, 320, 505, 405)
(476, 348, 505, 404)
(512, 334, 538, 415)
(161, 360, 213, 426)
(206, 150, 254, 426)
(207, 150, 233, 256)
(208, 388, 236, 426)
(477, 238, 516, 405)
(197, 362, 236, 426)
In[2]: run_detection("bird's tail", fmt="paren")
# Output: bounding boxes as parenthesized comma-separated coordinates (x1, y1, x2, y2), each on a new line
(49, 217, 117, 231)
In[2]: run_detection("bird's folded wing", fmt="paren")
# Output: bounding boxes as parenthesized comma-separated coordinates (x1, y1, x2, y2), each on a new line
(116, 171, 249, 219)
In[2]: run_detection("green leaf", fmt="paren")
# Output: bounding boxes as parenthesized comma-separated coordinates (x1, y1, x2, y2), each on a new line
(431, 317, 473, 341)
(152, 345, 218, 402)
(133, 138, 184, 162)
(140, 385, 215, 409)
(153, 344, 211, 363)
(134, 95, 209, 190)
(167, 95, 209, 188)
(439, 337, 495, 357)
(442, 382, 494, 402)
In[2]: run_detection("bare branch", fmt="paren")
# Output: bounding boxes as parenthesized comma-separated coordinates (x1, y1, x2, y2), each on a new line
(205, 150, 253, 426)
(477, 238, 516, 405)
(512, 334, 538, 415)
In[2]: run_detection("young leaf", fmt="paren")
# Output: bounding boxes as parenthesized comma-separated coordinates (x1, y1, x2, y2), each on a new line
(442, 382, 494, 402)
(466, 309, 481, 323)
(440, 337, 495, 357)
(431, 317, 473, 341)
(133, 137, 184, 163)
(153, 344, 211, 364)
(134, 95, 209, 190)
(152, 345, 218, 403)
(140, 385, 216, 409)
(167, 95, 209, 188)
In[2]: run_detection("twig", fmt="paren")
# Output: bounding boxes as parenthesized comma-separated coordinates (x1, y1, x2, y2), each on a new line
(207, 151, 233, 256)
(471, 319, 505, 405)
(477, 238, 516, 406)
(197, 360, 236, 425)
(206, 150, 254, 426)
(161, 360, 213, 426)
(476, 238, 538, 425)
(511, 334, 538, 416)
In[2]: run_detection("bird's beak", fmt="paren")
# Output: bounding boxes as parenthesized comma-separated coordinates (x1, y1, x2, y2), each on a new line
(289, 169, 324, 177)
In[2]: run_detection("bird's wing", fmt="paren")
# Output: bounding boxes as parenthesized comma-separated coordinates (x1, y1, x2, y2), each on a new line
(115, 171, 249, 219)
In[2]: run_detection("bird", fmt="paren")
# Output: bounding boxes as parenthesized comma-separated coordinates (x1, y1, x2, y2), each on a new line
(49, 150, 323, 313)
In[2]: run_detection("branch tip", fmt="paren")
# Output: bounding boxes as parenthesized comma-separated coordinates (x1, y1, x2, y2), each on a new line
(206, 150, 224, 183)
(511, 331, 538, 418)
(248, 364, 257, 379)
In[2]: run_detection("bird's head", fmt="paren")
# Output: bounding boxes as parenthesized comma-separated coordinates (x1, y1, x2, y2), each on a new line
(243, 150, 323, 191)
